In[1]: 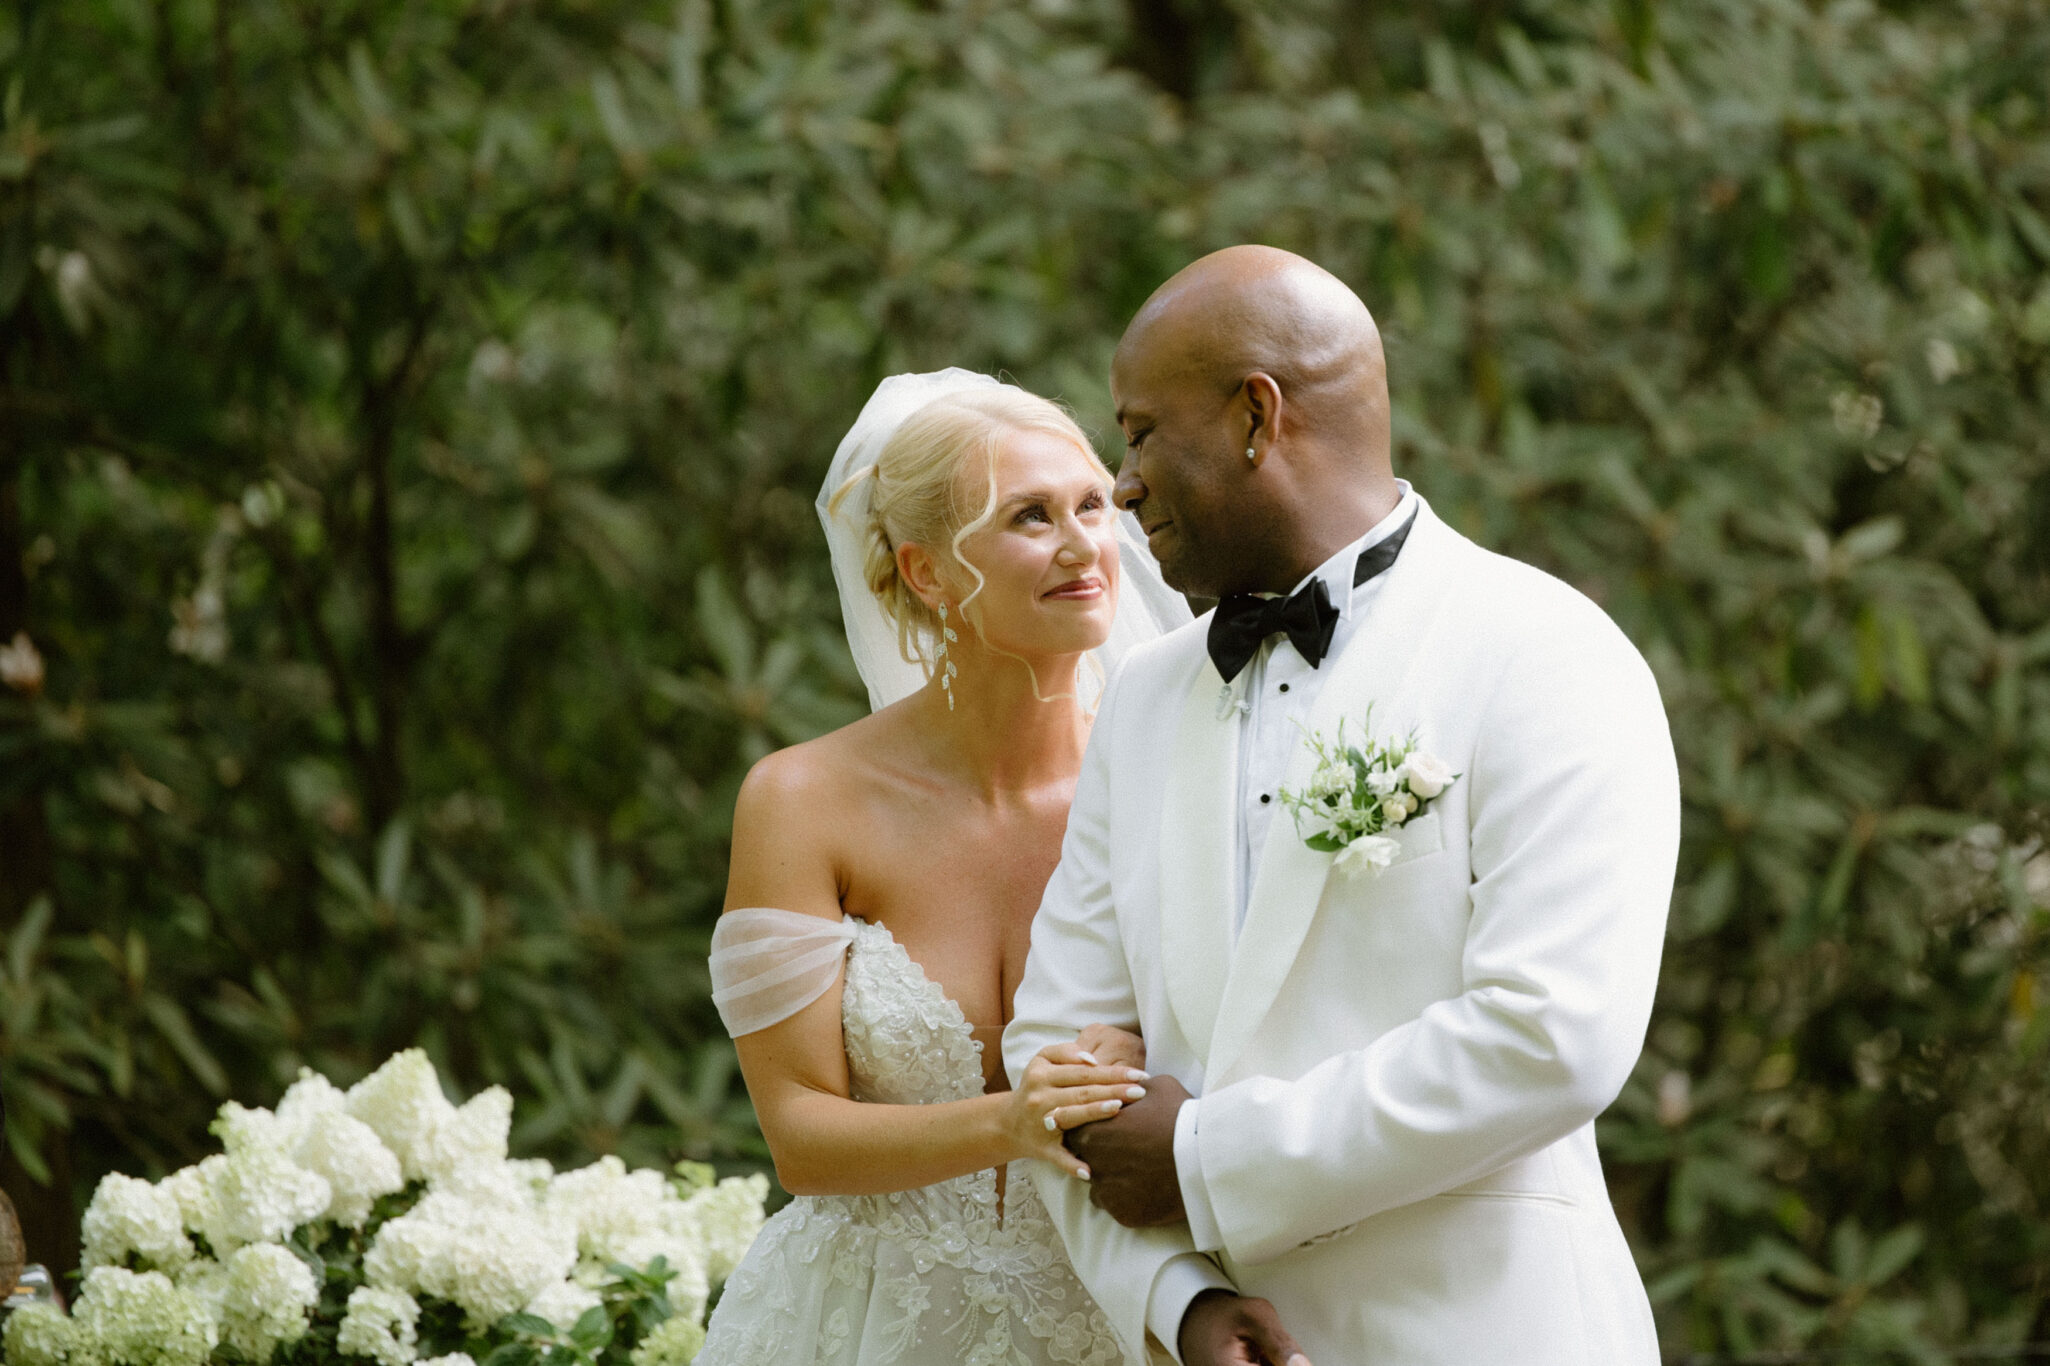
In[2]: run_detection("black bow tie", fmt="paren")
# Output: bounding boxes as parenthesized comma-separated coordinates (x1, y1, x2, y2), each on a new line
(1206, 509, 1416, 684)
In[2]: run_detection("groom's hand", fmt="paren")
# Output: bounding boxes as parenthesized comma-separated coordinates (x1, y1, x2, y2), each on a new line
(1063, 1072, 1191, 1226)
(1178, 1289, 1312, 1366)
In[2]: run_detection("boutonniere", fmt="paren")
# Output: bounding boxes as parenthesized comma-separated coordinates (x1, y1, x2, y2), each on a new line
(1277, 710, 1459, 877)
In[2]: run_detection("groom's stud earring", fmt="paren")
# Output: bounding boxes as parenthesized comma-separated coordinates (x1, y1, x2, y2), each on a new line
(937, 602, 960, 710)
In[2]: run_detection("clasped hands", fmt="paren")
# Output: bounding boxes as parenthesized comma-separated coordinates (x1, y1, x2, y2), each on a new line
(1040, 1029, 1314, 1366)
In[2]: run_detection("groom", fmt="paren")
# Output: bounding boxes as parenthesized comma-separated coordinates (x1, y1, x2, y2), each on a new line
(1003, 246, 1679, 1366)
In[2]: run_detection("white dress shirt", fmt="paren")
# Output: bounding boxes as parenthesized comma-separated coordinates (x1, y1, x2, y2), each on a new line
(1165, 482, 1417, 1268)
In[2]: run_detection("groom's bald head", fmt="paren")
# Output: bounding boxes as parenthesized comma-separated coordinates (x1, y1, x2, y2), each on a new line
(1111, 246, 1402, 598)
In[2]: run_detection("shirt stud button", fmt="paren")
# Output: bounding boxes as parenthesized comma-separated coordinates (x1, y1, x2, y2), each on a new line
(1278, 682, 1290, 693)
(1259, 793, 1272, 804)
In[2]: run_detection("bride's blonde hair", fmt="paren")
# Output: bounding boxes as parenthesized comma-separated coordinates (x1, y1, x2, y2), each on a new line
(829, 386, 1103, 674)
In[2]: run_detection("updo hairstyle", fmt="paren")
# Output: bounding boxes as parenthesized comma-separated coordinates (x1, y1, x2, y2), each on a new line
(830, 386, 1105, 673)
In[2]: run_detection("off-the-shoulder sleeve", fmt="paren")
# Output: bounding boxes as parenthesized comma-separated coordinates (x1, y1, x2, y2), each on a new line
(709, 908, 860, 1038)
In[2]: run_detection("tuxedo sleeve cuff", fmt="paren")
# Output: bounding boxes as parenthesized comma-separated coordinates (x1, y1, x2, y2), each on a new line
(1174, 1096, 1224, 1253)
(1144, 1252, 1234, 1365)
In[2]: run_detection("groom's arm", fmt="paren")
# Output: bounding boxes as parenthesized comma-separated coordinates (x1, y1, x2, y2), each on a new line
(1004, 666, 1234, 1365)
(1183, 603, 1681, 1265)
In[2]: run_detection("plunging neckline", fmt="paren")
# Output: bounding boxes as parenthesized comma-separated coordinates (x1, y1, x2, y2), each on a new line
(844, 914, 989, 1074)
(846, 914, 1034, 1227)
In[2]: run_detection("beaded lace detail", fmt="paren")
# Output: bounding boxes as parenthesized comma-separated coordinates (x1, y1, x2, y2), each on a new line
(698, 917, 1129, 1366)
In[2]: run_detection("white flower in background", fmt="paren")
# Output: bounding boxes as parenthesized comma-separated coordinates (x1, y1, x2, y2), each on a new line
(544, 1156, 710, 1320)
(0, 630, 45, 695)
(418, 1356, 478, 1366)
(526, 1277, 603, 1330)
(682, 1175, 771, 1284)
(0, 1303, 77, 1366)
(630, 1315, 707, 1366)
(274, 1068, 350, 1137)
(337, 1285, 422, 1366)
(191, 1120, 332, 1253)
(1333, 834, 1400, 879)
(216, 1243, 319, 1363)
(293, 1106, 405, 1228)
(412, 1086, 513, 1185)
(1400, 751, 1454, 800)
(72, 1265, 219, 1366)
(346, 1049, 461, 1183)
(545, 1156, 669, 1261)
(81, 1172, 195, 1271)
(365, 1186, 578, 1326)
(161, 1155, 227, 1241)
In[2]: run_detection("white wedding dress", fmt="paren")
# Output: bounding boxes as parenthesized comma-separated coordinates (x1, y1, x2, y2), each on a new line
(697, 911, 1128, 1366)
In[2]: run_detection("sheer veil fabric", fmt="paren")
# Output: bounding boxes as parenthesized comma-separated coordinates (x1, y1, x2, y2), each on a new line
(815, 368, 1191, 715)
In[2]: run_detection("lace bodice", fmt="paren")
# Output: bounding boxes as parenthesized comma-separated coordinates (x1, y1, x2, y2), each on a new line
(839, 918, 988, 1106)
(698, 913, 1131, 1366)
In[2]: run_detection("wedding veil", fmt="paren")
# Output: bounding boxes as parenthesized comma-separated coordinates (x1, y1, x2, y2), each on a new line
(816, 368, 1192, 713)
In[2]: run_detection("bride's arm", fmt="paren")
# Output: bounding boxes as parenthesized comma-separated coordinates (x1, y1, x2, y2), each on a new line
(724, 750, 1146, 1197)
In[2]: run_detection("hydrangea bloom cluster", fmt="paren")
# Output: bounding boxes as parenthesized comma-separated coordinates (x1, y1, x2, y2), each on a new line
(3, 1049, 767, 1366)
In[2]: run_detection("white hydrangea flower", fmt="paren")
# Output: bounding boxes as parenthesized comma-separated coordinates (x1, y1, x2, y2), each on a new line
(274, 1068, 350, 1139)
(1, 1302, 78, 1366)
(217, 1243, 319, 1363)
(194, 1140, 332, 1254)
(525, 1277, 603, 1330)
(629, 1315, 707, 1366)
(171, 1257, 231, 1322)
(293, 1106, 405, 1227)
(345, 1049, 461, 1183)
(81, 1172, 194, 1271)
(337, 1285, 422, 1366)
(417, 1356, 478, 1366)
(413, 1086, 512, 1184)
(680, 1175, 770, 1284)
(545, 1156, 668, 1260)
(160, 1155, 225, 1238)
(71, 1265, 219, 1366)
(365, 1185, 577, 1326)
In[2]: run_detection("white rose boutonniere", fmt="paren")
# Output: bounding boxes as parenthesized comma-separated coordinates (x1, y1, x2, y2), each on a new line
(1277, 709, 1460, 878)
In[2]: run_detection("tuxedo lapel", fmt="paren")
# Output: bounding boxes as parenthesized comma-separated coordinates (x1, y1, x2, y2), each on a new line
(1158, 652, 1240, 1060)
(1205, 502, 1462, 1080)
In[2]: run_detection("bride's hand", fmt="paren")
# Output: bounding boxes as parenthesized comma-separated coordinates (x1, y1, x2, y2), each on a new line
(1010, 1041, 1151, 1179)
(1074, 1023, 1146, 1074)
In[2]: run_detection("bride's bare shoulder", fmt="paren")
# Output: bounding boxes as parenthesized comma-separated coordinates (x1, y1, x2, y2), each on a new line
(732, 705, 922, 834)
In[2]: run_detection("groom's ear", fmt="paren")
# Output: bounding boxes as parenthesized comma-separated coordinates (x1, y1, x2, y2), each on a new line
(1238, 371, 1285, 462)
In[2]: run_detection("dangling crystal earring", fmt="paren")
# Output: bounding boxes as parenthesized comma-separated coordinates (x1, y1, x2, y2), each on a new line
(937, 602, 960, 710)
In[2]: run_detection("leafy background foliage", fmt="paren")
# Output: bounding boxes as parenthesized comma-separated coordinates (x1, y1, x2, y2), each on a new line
(3, 0, 2046, 1358)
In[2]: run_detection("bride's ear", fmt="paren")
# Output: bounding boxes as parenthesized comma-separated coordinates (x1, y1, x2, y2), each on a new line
(896, 541, 946, 613)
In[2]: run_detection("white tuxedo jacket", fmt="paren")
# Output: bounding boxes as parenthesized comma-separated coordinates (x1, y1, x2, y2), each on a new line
(1004, 497, 1679, 1366)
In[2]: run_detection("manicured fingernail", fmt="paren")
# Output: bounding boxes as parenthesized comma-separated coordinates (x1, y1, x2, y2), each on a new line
(1124, 1086, 1146, 1100)
(1101, 1099, 1122, 1112)
(1075, 1165, 1090, 1180)
(1288, 1355, 1312, 1366)
(1043, 1113, 1058, 1131)
(1126, 1069, 1150, 1082)
(1077, 1051, 1099, 1065)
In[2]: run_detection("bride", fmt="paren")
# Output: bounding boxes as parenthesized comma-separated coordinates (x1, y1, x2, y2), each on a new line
(697, 371, 1189, 1366)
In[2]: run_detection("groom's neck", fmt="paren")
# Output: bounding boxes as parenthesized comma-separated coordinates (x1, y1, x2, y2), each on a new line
(1239, 475, 1403, 595)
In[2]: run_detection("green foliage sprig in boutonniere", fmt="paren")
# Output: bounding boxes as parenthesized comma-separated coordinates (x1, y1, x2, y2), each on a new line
(1278, 711, 1459, 877)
